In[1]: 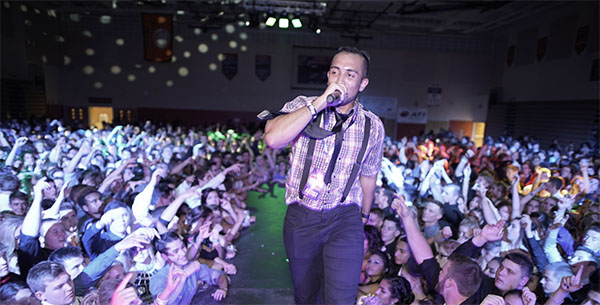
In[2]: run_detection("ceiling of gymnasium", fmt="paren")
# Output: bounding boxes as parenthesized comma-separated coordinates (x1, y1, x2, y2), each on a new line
(28, 0, 562, 39)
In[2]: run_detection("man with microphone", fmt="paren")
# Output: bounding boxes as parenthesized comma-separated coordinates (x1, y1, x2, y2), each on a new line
(264, 46, 384, 304)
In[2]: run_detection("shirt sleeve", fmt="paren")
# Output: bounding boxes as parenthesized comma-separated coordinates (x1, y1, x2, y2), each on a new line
(360, 115, 384, 177)
(149, 267, 168, 298)
(196, 263, 226, 286)
(279, 96, 313, 114)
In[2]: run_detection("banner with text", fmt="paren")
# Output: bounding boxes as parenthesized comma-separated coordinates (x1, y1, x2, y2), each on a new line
(397, 107, 427, 124)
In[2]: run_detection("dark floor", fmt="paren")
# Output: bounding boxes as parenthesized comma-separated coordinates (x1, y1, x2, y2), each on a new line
(191, 185, 296, 305)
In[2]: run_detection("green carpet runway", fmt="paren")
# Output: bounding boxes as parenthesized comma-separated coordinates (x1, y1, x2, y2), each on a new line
(191, 185, 295, 304)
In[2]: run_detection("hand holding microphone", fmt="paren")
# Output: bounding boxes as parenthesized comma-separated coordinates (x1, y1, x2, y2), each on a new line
(326, 90, 341, 104)
(325, 83, 347, 106)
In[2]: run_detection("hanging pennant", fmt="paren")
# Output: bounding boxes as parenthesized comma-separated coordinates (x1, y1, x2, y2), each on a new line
(575, 25, 589, 54)
(255, 55, 271, 81)
(506, 45, 515, 67)
(221, 53, 238, 80)
(536, 37, 547, 61)
(142, 14, 173, 63)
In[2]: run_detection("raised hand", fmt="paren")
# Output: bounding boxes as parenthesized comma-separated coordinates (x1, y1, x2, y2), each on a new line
(163, 263, 185, 295)
(33, 177, 50, 197)
(442, 226, 453, 239)
(560, 265, 584, 292)
(477, 220, 505, 243)
(14, 137, 28, 148)
(520, 215, 533, 237)
(111, 273, 141, 305)
(557, 195, 574, 211)
(521, 287, 536, 305)
(391, 195, 411, 219)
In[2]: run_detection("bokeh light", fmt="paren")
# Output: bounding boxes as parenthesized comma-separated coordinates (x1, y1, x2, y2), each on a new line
(198, 44, 208, 53)
(110, 66, 121, 74)
(178, 67, 189, 77)
(209, 63, 217, 71)
(83, 66, 94, 75)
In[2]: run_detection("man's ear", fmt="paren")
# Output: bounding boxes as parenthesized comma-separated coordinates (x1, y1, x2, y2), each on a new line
(161, 252, 169, 262)
(519, 276, 530, 289)
(359, 77, 369, 92)
(34, 291, 45, 301)
(81, 204, 89, 213)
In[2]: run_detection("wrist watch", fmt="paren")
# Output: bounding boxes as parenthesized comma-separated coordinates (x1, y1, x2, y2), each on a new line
(306, 100, 318, 120)
(361, 212, 370, 220)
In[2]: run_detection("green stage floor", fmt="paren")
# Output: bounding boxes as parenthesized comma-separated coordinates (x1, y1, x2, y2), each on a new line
(191, 185, 295, 305)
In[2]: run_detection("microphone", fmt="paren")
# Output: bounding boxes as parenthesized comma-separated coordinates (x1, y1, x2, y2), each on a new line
(326, 90, 341, 104)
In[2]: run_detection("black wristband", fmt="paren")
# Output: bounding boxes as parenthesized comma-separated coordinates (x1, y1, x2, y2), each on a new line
(361, 212, 370, 219)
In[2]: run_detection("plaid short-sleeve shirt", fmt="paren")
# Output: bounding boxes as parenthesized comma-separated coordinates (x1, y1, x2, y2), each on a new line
(280, 95, 384, 211)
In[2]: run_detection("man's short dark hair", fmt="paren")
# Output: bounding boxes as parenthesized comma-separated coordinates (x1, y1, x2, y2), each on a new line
(383, 216, 402, 231)
(49, 246, 83, 265)
(9, 191, 28, 203)
(503, 252, 533, 279)
(0, 173, 19, 193)
(26, 261, 67, 293)
(155, 232, 182, 254)
(334, 46, 370, 77)
(548, 177, 564, 191)
(370, 207, 384, 219)
(447, 254, 482, 298)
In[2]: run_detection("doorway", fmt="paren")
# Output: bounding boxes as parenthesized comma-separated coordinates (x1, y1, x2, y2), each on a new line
(88, 106, 113, 129)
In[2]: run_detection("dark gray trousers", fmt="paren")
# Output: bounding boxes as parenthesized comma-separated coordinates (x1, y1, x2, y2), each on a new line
(283, 203, 364, 305)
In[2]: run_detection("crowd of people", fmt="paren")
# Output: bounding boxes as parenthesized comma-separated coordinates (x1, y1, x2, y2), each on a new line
(0, 118, 277, 305)
(0, 117, 598, 305)
(358, 133, 599, 305)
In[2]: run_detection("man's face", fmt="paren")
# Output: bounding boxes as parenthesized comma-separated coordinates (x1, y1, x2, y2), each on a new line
(107, 207, 130, 236)
(495, 259, 527, 293)
(164, 239, 189, 267)
(366, 213, 383, 229)
(583, 230, 600, 253)
(422, 203, 442, 224)
(62, 256, 85, 279)
(381, 220, 399, 243)
(35, 272, 75, 305)
(540, 270, 561, 294)
(83, 192, 103, 218)
(61, 210, 78, 233)
(45, 222, 67, 250)
(394, 241, 411, 265)
(441, 186, 455, 204)
(9, 197, 28, 216)
(326, 52, 369, 106)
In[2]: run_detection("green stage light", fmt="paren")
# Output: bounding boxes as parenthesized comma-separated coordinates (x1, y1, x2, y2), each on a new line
(265, 16, 277, 27)
(278, 17, 289, 29)
(291, 17, 302, 28)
